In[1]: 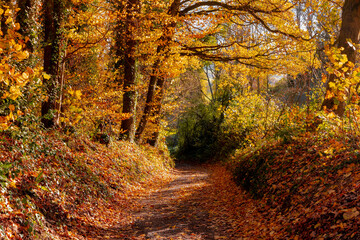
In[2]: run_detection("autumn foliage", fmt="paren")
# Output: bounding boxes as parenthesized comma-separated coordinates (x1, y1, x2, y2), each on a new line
(2, 0, 360, 239)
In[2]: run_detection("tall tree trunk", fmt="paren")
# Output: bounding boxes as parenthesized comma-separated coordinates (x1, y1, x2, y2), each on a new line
(146, 76, 166, 146)
(134, 47, 171, 145)
(115, 0, 140, 141)
(16, 0, 33, 52)
(135, 65, 159, 143)
(135, 0, 180, 145)
(321, 0, 360, 117)
(17, 0, 40, 71)
(41, 0, 66, 128)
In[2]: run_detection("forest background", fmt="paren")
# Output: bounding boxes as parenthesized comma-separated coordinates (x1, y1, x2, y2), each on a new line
(2, 0, 360, 239)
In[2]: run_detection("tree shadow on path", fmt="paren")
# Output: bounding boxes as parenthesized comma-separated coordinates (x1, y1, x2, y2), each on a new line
(119, 163, 219, 239)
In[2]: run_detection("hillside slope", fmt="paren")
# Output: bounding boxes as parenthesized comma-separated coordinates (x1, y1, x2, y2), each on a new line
(0, 130, 173, 239)
(232, 134, 360, 239)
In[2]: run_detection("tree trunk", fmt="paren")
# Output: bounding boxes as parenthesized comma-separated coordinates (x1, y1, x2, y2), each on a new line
(17, 0, 40, 71)
(146, 76, 166, 146)
(41, 0, 66, 128)
(16, 0, 33, 52)
(321, 0, 360, 117)
(135, 0, 180, 145)
(135, 60, 160, 142)
(115, 0, 140, 142)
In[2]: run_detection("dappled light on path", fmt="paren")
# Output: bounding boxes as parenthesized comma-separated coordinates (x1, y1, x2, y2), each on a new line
(123, 164, 217, 239)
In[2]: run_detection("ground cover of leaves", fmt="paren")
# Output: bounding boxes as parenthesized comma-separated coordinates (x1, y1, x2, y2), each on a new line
(109, 163, 271, 240)
(230, 133, 360, 239)
(120, 136, 360, 240)
(80, 162, 260, 240)
(0, 131, 174, 239)
(3, 131, 360, 239)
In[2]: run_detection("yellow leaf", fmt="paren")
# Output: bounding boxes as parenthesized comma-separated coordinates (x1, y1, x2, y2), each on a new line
(9, 85, 21, 100)
(322, 75, 327, 83)
(2, 91, 9, 99)
(347, 61, 355, 68)
(9, 180, 16, 188)
(0, 120, 9, 130)
(15, 50, 29, 60)
(8, 104, 15, 112)
(43, 73, 51, 80)
(339, 54, 348, 65)
(9, 67, 15, 75)
(4, 9, 11, 16)
(7, 111, 14, 121)
(328, 82, 336, 89)
(22, 72, 29, 79)
(9, 39, 15, 47)
(75, 90, 82, 99)
(14, 44, 22, 51)
(5, 17, 12, 25)
(327, 112, 336, 119)
(325, 91, 334, 99)
(1, 76, 9, 85)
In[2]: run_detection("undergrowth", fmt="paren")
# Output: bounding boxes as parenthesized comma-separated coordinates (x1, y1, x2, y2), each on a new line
(230, 111, 360, 239)
(0, 128, 173, 239)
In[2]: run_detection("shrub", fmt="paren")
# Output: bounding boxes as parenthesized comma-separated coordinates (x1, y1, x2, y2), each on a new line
(175, 101, 247, 162)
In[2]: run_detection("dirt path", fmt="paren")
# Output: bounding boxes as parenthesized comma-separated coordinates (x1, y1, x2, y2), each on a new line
(122, 164, 227, 240)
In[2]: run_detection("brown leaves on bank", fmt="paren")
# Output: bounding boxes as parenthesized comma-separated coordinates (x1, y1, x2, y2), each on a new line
(202, 134, 360, 239)
(0, 131, 173, 239)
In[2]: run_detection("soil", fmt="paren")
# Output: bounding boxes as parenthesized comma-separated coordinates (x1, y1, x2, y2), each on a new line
(121, 163, 229, 240)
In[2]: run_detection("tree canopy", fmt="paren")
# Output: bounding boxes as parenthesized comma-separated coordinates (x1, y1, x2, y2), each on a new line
(1, 0, 349, 144)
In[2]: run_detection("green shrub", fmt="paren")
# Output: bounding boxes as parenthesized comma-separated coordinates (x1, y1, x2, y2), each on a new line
(175, 102, 247, 162)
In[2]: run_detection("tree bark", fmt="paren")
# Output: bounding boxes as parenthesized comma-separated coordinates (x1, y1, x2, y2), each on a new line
(321, 0, 360, 117)
(135, 0, 180, 145)
(146, 76, 166, 146)
(115, 0, 140, 141)
(17, 0, 40, 71)
(135, 65, 159, 142)
(134, 45, 171, 145)
(16, 0, 34, 52)
(41, 0, 66, 128)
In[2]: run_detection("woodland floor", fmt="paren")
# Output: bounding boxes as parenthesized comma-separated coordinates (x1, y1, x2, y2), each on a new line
(69, 163, 242, 240)
(120, 163, 230, 240)
(64, 161, 267, 240)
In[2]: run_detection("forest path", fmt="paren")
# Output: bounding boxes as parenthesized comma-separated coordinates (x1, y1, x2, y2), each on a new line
(120, 163, 230, 240)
